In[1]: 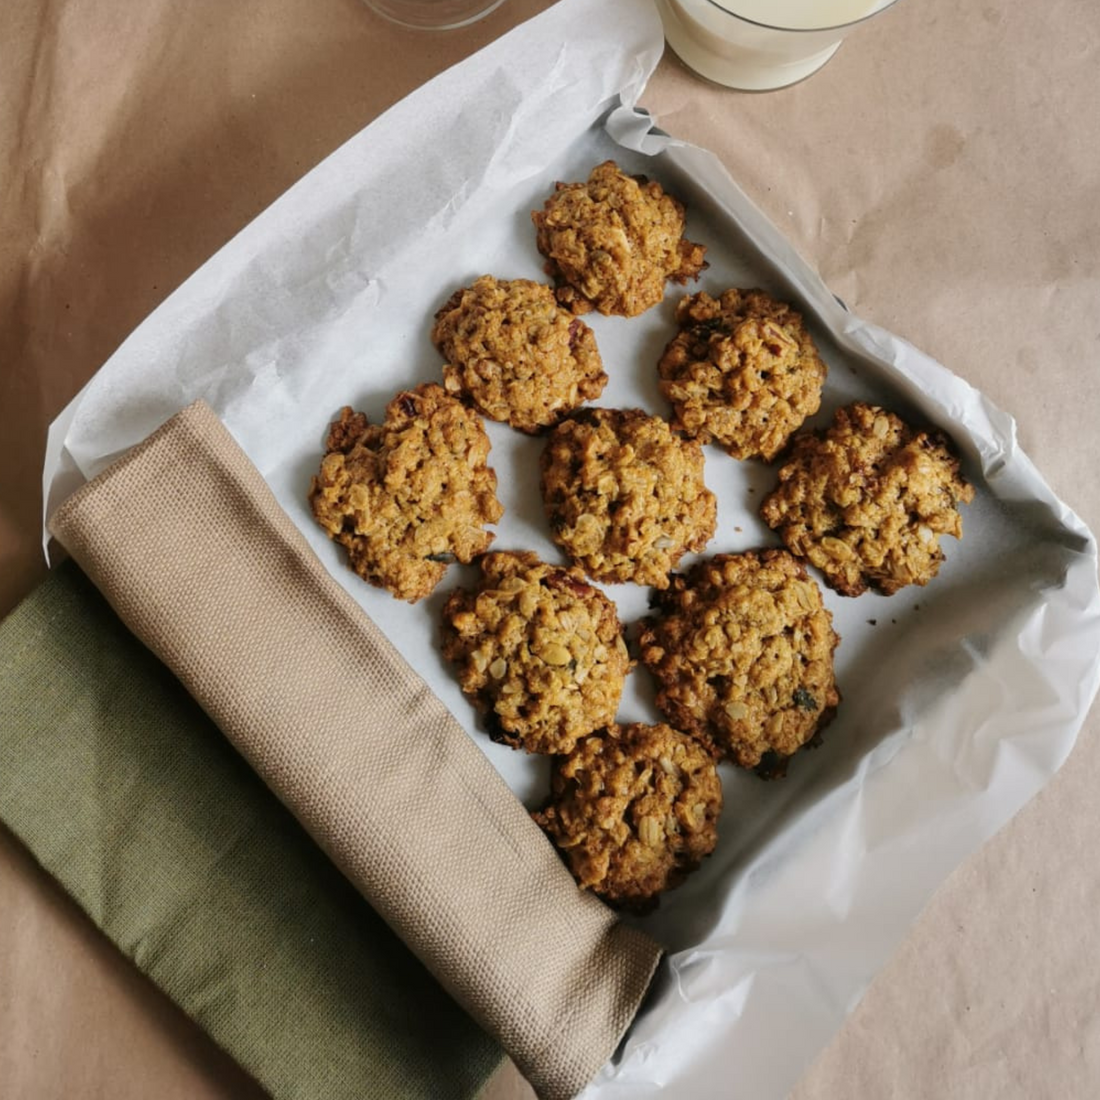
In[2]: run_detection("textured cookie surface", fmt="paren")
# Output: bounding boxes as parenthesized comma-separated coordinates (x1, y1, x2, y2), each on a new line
(531, 160, 707, 317)
(639, 550, 840, 777)
(533, 722, 721, 910)
(309, 384, 503, 602)
(432, 275, 607, 433)
(658, 288, 827, 460)
(440, 551, 630, 755)
(760, 402, 975, 596)
(540, 407, 717, 588)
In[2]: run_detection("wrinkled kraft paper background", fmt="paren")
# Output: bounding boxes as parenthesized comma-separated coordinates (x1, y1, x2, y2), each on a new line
(2, 1, 1099, 1099)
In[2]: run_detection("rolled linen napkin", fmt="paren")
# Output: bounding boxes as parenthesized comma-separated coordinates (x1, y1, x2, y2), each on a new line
(48, 399, 662, 1100)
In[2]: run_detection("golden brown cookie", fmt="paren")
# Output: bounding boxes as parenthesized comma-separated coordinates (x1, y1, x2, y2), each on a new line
(440, 551, 631, 755)
(760, 402, 975, 596)
(532, 722, 721, 911)
(658, 288, 828, 461)
(309, 384, 503, 603)
(531, 160, 707, 317)
(539, 407, 717, 588)
(431, 275, 607, 434)
(639, 550, 840, 778)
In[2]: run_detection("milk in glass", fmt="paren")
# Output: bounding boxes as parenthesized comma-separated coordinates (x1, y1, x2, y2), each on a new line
(658, 0, 891, 90)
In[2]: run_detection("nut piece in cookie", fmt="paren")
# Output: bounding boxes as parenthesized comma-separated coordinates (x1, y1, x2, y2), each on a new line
(760, 402, 975, 596)
(539, 407, 717, 588)
(309, 383, 504, 603)
(531, 160, 707, 317)
(639, 550, 840, 778)
(658, 289, 827, 461)
(431, 275, 607, 434)
(440, 551, 631, 755)
(532, 722, 721, 911)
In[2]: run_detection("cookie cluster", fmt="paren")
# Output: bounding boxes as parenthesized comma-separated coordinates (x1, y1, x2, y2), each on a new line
(306, 160, 975, 910)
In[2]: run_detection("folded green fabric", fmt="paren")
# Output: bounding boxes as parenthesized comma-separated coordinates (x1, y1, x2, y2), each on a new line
(0, 562, 502, 1100)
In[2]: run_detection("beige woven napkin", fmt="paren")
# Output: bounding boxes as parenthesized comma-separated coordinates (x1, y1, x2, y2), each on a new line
(48, 399, 662, 1100)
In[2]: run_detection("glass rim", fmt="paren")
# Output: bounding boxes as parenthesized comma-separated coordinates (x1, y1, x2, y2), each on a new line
(696, 0, 903, 34)
(363, 0, 505, 31)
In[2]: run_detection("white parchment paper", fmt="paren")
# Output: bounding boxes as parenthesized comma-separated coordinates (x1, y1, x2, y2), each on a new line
(42, 1, 1100, 1097)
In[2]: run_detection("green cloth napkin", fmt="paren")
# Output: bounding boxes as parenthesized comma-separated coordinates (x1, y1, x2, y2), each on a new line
(0, 562, 503, 1100)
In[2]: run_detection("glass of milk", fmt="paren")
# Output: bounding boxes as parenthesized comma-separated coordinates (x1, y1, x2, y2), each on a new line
(656, 0, 901, 90)
(363, 0, 505, 29)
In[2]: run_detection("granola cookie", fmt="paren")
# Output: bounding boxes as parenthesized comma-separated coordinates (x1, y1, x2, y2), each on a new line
(309, 384, 503, 602)
(760, 402, 975, 596)
(639, 550, 840, 778)
(531, 160, 707, 317)
(532, 722, 721, 910)
(440, 552, 630, 755)
(539, 407, 717, 588)
(432, 276, 607, 433)
(658, 289, 827, 461)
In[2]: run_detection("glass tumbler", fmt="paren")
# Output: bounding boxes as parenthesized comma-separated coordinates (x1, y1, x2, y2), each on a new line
(656, 0, 902, 91)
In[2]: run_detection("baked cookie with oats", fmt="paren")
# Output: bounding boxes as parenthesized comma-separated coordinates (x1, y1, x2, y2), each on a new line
(309, 384, 503, 603)
(431, 275, 607, 434)
(531, 160, 707, 317)
(539, 407, 717, 588)
(658, 288, 827, 461)
(760, 402, 975, 597)
(440, 551, 630, 756)
(532, 722, 721, 911)
(639, 550, 840, 779)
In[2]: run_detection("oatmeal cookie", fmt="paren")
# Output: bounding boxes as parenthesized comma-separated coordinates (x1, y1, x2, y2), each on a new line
(441, 552, 630, 755)
(639, 550, 840, 778)
(760, 402, 975, 596)
(432, 275, 607, 433)
(532, 722, 721, 910)
(539, 407, 717, 588)
(658, 288, 827, 460)
(531, 160, 707, 317)
(309, 384, 503, 602)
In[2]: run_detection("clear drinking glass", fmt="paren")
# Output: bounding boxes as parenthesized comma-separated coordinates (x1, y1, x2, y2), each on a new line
(656, 0, 902, 91)
(364, 0, 506, 30)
